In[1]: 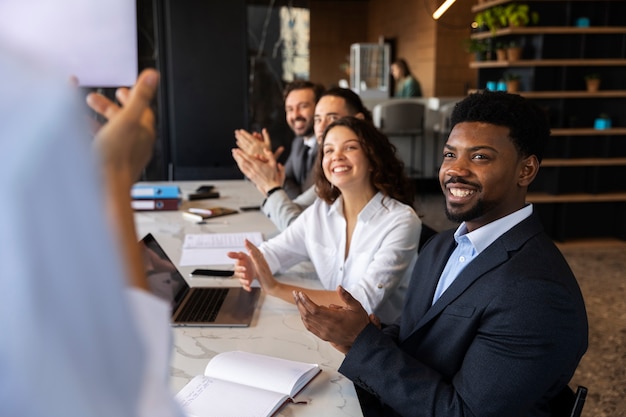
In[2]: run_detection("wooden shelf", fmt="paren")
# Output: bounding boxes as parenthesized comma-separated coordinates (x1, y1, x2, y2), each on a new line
(471, 0, 626, 240)
(541, 157, 626, 167)
(472, 0, 621, 14)
(519, 90, 626, 99)
(472, 0, 515, 13)
(471, 26, 626, 40)
(550, 128, 626, 136)
(470, 59, 626, 68)
(527, 192, 626, 203)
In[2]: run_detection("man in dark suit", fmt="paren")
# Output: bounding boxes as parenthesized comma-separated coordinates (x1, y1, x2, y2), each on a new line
(286, 91, 589, 416)
(235, 80, 323, 199)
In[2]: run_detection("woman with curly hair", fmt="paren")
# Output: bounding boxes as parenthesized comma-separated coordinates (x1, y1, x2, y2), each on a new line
(228, 117, 421, 322)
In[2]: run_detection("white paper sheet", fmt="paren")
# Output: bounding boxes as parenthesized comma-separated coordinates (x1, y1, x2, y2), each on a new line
(179, 233, 264, 266)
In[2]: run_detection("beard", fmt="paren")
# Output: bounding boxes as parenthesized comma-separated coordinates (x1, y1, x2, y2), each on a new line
(445, 199, 485, 224)
(289, 117, 314, 137)
(300, 123, 314, 137)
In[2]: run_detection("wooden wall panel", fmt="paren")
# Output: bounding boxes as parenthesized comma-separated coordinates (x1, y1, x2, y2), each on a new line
(310, 0, 477, 97)
(309, 1, 369, 88)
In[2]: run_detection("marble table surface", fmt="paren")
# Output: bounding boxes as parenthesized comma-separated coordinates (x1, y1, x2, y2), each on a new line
(134, 180, 363, 417)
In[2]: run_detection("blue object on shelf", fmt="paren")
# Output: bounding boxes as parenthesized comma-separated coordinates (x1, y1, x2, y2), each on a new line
(496, 81, 507, 91)
(576, 17, 590, 27)
(594, 117, 612, 130)
(486, 81, 496, 91)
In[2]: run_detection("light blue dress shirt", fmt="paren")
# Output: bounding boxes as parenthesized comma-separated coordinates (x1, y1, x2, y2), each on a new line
(432, 204, 534, 305)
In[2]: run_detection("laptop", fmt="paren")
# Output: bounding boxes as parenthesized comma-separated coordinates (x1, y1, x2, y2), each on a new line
(140, 233, 261, 327)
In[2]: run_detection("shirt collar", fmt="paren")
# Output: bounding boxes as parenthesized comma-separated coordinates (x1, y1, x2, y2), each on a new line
(454, 204, 534, 255)
(328, 191, 384, 221)
(303, 136, 316, 148)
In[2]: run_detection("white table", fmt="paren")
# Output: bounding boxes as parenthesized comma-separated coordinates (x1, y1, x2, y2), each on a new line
(134, 180, 364, 417)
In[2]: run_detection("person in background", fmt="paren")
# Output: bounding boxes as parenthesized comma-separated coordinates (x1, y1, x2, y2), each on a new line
(234, 80, 324, 198)
(232, 87, 372, 231)
(0, 44, 183, 417)
(228, 117, 421, 323)
(391, 58, 423, 98)
(291, 91, 588, 416)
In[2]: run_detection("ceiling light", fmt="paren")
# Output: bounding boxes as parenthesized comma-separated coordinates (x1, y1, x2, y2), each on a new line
(432, 0, 456, 20)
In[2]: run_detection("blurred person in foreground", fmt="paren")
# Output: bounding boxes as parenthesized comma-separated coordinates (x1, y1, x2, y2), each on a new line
(0, 44, 183, 417)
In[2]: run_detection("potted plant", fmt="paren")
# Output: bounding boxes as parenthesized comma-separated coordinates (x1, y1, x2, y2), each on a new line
(503, 72, 522, 93)
(495, 41, 508, 61)
(474, 6, 505, 34)
(463, 38, 491, 61)
(502, 3, 539, 27)
(585, 73, 601, 92)
(504, 39, 522, 61)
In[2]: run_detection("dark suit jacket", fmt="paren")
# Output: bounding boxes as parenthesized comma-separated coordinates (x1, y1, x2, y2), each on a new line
(339, 213, 588, 417)
(282, 136, 317, 199)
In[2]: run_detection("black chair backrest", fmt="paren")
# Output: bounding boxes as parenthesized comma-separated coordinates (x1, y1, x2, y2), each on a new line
(376, 100, 425, 135)
(418, 223, 437, 252)
(550, 385, 588, 417)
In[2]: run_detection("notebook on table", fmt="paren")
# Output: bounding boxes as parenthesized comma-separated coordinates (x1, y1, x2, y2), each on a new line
(140, 233, 261, 327)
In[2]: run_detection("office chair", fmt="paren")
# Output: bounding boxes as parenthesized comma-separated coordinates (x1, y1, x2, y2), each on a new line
(372, 99, 425, 176)
(570, 386, 587, 417)
(550, 385, 588, 417)
(418, 223, 437, 251)
(431, 101, 457, 172)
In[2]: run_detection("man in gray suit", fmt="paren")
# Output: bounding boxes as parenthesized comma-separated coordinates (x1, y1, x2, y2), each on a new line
(235, 80, 323, 199)
(286, 91, 588, 416)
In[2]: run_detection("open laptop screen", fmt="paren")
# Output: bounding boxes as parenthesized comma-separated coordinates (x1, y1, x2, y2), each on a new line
(140, 233, 189, 311)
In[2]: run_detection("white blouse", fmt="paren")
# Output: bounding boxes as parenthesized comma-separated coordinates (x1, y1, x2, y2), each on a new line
(260, 192, 421, 323)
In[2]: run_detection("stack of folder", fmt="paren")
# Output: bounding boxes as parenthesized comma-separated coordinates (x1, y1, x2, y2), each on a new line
(131, 185, 181, 211)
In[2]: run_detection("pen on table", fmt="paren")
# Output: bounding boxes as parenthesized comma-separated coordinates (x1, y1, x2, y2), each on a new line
(183, 208, 213, 223)
(189, 208, 213, 215)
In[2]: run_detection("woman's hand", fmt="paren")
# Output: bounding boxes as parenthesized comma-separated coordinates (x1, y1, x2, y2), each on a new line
(245, 239, 280, 294)
(227, 245, 258, 292)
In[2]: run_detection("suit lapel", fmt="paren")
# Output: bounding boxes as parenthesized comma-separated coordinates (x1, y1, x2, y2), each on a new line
(414, 240, 510, 329)
(401, 213, 544, 341)
(399, 232, 455, 337)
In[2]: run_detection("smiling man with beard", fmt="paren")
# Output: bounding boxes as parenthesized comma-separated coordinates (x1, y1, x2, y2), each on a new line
(235, 80, 323, 199)
(292, 91, 588, 417)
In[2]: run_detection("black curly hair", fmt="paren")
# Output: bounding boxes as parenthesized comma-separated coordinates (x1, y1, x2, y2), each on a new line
(450, 91, 551, 163)
(315, 116, 414, 207)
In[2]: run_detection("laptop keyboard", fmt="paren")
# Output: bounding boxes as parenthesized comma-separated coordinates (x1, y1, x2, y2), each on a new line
(178, 288, 228, 322)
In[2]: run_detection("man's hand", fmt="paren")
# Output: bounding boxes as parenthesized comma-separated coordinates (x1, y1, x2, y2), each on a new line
(84, 68, 159, 291)
(235, 128, 270, 157)
(294, 286, 371, 354)
(232, 147, 286, 195)
(87, 69, 159, 182)
(234, 128, 284, 160)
